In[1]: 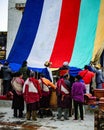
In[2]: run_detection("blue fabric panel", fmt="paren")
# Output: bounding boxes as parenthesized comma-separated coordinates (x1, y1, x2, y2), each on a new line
(7, 0, 44, 64)
(42, 68, 52, 82)
(70, 67, 82, 76)
(9, 62, 81, 76)
(9, 63, 43, 73)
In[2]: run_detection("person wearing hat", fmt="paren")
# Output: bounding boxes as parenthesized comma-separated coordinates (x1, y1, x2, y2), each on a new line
(58, 61, 70, 77)
(91, 63, 104, 89)
(42, 61, 53, 82)
(71, 75, 86, 120)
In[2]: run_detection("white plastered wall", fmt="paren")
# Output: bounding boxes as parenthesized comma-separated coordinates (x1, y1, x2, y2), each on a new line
(6, 0, 26, 58)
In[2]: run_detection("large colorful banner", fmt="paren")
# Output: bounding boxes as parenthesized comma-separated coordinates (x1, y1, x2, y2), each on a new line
(7, 0, 104, 74)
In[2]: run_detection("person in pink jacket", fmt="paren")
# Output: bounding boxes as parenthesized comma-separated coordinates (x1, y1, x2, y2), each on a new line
(11, 72, 24, 118)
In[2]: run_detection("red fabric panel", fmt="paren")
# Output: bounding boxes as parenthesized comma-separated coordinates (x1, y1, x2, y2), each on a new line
(50, 0, 81, 68)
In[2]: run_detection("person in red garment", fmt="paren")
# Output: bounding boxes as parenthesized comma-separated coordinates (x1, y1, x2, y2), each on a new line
(38, 73, 56, 118)
(56, 73, 71, 121)
(78, 65, 95, 94)
(23, 71, 42, 120)
(58, 61, 70, 77)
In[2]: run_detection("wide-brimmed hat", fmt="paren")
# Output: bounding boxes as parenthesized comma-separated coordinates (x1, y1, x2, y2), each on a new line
(44, 61, 52, 67)
(95, 64, 101, 69)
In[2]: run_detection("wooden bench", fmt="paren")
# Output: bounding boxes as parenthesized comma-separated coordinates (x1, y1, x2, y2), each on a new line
(94, 89, 104, 110)
(94, 89, 104, 98)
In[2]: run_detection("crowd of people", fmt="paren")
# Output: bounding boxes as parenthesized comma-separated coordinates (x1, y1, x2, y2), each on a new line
(0, 60, 104, 121)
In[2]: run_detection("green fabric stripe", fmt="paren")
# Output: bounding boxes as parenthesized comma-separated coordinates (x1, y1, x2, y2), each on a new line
(69, 0, 100, 69)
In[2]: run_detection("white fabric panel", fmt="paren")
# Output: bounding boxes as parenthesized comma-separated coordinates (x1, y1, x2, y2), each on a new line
(27, 0, 62, 68)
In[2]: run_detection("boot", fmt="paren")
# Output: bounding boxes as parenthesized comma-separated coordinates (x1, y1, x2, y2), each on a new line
(63, 108, 69, 120)
(32, 110, 37, 121)
(45, 109, 53, 117)
(38, 109, 44, 118)
(13, 109, 17, 117)
(19, 110, 23, 118)
(69, 107, 72, 117)
(57, 107, 62, 119)
(26, 111, 31, 120)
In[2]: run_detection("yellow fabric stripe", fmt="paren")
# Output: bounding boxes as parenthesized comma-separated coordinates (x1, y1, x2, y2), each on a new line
(92, 0, 104, 62)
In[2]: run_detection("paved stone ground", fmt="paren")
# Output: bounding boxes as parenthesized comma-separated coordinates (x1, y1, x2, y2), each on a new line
(0, 100, 94, 130)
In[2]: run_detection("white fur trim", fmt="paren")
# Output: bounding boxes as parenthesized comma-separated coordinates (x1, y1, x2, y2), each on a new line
(43, 84, 49, 92)
(23, 79, 38, 93)
(61, 85, 69, 94)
